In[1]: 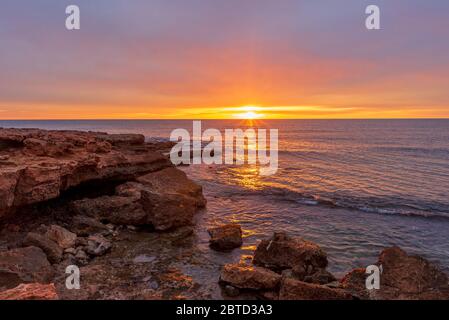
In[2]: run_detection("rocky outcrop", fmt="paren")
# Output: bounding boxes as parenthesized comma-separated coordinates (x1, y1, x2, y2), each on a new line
(341, 247, 449, 300)
(208, 224, 243, 251)
(71, 167, 206, 230)
(0, 128, 172, 219)
(220, 264, 281, 290)
(279, 278, 352, 300)
(0, 247, 53, 290)
(0, 283, 58, 300)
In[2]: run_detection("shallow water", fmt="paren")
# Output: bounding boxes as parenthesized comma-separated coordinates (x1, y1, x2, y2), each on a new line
(2, 119, 449, 274)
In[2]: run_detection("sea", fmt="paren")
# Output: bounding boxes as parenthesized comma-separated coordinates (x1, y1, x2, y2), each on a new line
(1, 119, 448, 275)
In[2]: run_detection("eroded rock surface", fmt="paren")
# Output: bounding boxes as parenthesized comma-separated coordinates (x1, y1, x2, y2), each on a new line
(220, 264, 281, 290)
(208, 224, 243, 251)
(0, 246, 54, 290)
(0, 128, 172, 219)
(0, 283, 58, 300)
(341, 247, 449, 300)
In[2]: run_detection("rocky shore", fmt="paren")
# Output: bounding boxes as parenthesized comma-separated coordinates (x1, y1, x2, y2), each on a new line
(0, 128, 448, 300)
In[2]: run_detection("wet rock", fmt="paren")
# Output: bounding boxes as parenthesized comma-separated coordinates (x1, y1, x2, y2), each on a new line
(0, 283, 58, 300)
(253, 232, 328, 272)
(23, 232, 63, 264)
(85, 235, 112, 257)
(71, 215, 109, 236)
(224, 285, 240, 297)
(279, 278, 353, 300)
(303, 269, 337, 285)
(341, 247, 449, 300)
(208, 224, 243, 251)
(220, 264, 281, 290)
(45, 225, 77, 249)
(0, 247, 53, 290)
(0, 128, 172, 220)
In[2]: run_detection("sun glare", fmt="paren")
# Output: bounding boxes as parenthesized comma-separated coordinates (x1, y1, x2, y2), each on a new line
(234, 106, 264, 119)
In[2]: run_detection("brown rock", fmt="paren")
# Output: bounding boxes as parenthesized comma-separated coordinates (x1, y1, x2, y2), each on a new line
(253, 232, 328, 272)
(0, 283, 58, 300)
(279, 278, 352, 300)
(71, 195, 147, 226)
(0, 128, 172, 219)
(45, 225, 77, 249)
(303, 269, 337, 285)
(70, 167, 205, 230)
(220, 264, 281, 290)
(23, 232, 63, 264)
(341, 247, 449, 300)
(85, 235, 112, 257)
(208, 224, 243, 251)
(71, 215, 109, 236)
(0, 247, 53, 290)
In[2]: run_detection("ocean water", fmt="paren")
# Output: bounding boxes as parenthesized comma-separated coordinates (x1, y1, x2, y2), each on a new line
(1, 119, 449, 275)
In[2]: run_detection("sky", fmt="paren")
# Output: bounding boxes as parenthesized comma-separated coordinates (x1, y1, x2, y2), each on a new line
(0, 0, 448, 119)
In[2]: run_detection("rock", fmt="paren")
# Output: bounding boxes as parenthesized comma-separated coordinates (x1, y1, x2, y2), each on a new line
(0, 155, 10, 161)
(0, 247, 53, 290)
(0, 128, 172, 220)
(138, 167, 206, 230)
(96, 133, 145, 146)
(71, 215, 109, 236)
(64, 248, 77, 255)
(74, 250, 89, 265)
(71, 167, 206, 230)
(45, 225, 77, 249)
(303, 269, 337, 285)
(341, 247, 449, 300)
(71, 195, 147, 226)
(85, 235, 111, 257)
(23, 232, 63, 264)
(253, 232, 328, 272)
(133, 255, 156, 264)
(0, 283, 58, 300)
(208, 224, 243, 251)
(279, 278, 353, 300)
(220, 264, 281, 290)
(224, 285, 240, 297)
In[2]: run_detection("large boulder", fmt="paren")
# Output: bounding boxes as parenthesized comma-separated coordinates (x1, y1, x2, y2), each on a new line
(0, 283, 58, 300)
(340, 247, 449, 300)
(220, 264, 281, 290)
(208, 224, 243, 251)
(0, 128, 172, 219)
(279, 278, 352, 300)
(71, 167, 206, 230)
(0, 247, 54, 290)
(253, 232, 328, 272)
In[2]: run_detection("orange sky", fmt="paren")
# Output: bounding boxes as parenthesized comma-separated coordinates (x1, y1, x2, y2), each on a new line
(1, 1, 448, 119)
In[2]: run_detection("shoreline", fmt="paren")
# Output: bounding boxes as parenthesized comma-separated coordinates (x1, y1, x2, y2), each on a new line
(1, 128, 448, 300)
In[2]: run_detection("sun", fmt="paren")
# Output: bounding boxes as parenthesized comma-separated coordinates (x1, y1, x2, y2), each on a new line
(234, 106, 264, 119)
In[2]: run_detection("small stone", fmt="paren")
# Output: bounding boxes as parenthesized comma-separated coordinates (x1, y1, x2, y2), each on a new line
(85, 235, 111, 256)
(0, 155, 10, 161)
(64, 248, 77, 255)
(224, 285, 240, 297)
(133, 255, 156, 264)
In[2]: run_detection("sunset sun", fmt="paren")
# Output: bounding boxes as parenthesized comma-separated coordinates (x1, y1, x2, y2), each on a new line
(234, 106, 264, 119)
